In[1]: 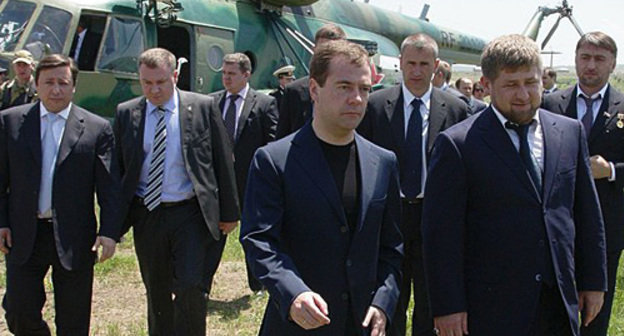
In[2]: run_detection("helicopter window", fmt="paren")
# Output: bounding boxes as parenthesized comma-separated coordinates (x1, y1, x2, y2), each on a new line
(0, 0, 36, 52)
(23, 6, 71, 59)
(207, 45, 224, 72)
(98, 16, 144, 74)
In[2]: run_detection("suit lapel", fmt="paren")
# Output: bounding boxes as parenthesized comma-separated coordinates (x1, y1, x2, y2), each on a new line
(386, 86, 405, 158)
(177, 90, 193, 157)
(56, 105, 85, 168)
(236, 89, 256, 141)
(355, 135, 378, 231)
(291, 124, 346, 224)
(588, 85, 622, 144)
(540, 110, 562, 202)
(131, 98, 147, 168)
(428, 89, 447, 154)
(478, 108, 541, 202)
(562, 87, 577, 119)
(24, 104, 42, 167)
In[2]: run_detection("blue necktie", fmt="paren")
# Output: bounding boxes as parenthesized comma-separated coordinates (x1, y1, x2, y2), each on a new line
(402, 98, 423, 198)
(224, 94, 239, 143)
(505, 121, 542, 192)
(581, 94, 599, 138)
(39, 113, 60, 215)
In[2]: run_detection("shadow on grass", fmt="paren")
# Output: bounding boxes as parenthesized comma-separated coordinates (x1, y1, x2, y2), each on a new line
(207, 294, 253, 320)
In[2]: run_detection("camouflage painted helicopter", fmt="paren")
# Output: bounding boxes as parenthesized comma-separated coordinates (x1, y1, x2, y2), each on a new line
(0, 0, 487, 117)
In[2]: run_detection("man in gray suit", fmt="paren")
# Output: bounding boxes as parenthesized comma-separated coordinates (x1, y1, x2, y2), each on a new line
(207, 52, 278, 293)
(114, 48, 239, 336)
(0, 54, 120, 335)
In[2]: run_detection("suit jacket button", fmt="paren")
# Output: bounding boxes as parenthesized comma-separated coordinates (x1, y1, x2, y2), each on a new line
(346, 259, 352, 267)
(340, 226, 348, 233)
(535, 274, 542, 282)
(341, 293, 349, 301)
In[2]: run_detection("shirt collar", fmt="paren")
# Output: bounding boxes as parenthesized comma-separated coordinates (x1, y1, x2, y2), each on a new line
(146, 89, 178, 115)
(402, 82, 432, 112)
(577, 82, 609, 100)
(78, 29, 87, 40)
(40, 101, 71, 120)
(226, 83, 250, 101)
(492, 104, 540, 129)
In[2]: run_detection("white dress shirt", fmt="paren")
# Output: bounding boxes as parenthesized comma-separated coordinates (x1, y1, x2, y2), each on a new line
(222, 83, 250, 137)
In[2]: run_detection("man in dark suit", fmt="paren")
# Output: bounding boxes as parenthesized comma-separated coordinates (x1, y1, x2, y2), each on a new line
(0, 54, 120, 335)
(542, 67, 558, 95)
(241, 40, 403, 336)
(456, 77, 487, 115)
(542, 31, 622, 336)
(357, 33, 468, 336)
(208, 52, 278, 293)
(69, 17, 102, 71)
(431, 60, 470, 107)
(424, 34, 606, 336)
(114, 48, 239, 336)
(275, 23, 346, 139)
(269, 63, 295, 106)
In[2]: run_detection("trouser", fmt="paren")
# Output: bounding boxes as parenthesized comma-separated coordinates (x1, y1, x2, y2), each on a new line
(581, 249, 622, 336)
(3, 220, 94, 336)
(132, 197, 212, 336)
(390, 200, 435, 336)
(532, 284, 573, 336)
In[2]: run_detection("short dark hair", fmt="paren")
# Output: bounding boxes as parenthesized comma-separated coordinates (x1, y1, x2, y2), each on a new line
(223, 53, 252, 73)
(481, 34, 542, 80)
(139, 48, 176, 73)
(35, 54, 78, 86)
(472, 81, 484, 93)
(543, 67, 557, 80)
(576, 31, 617, 58)
(310, 40, 369, 87)
(314, 23, 346, 43)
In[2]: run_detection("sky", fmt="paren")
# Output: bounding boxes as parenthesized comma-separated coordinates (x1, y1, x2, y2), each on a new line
(367, 0, 624, 67)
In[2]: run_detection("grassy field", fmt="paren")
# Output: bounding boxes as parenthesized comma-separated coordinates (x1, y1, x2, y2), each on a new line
(1, 72, 624, 334)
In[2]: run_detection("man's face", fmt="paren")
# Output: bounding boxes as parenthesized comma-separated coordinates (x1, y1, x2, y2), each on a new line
(483, 65, 542, 125)
(139, 63, 176, 106)
(13, 61, 32, 83)
(541, 71, 555, 90)
(400, 45, 439, 97)
(458, 79, 473, 98)
(222, 62, 249, 95)
(310, 55, 371, 136)
(473, 85, 485, 100)
(279, 76, 294, 88)
(575, 44, 616, 92)
(36, 65, 74, 113)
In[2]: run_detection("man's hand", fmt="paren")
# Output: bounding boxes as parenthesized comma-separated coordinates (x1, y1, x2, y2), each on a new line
(289, 291, 331, 330)
(434, 312, 468, 336)
(362, 306, 387, 336)
(91, 236, 116, 262)
(0, 228, 11, 254)
(579, 291, 604, 327)
(590, 155, 611, 179)
(218, 221, 238, 235)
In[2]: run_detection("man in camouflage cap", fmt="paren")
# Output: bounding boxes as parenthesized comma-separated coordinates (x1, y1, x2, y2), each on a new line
(0, 50, 37, 110)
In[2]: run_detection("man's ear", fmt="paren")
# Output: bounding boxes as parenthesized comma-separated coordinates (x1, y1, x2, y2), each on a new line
(309, 78, 319, 104)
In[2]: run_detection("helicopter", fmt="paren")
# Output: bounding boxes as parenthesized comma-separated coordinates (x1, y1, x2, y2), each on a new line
(0, 0, 491, 117)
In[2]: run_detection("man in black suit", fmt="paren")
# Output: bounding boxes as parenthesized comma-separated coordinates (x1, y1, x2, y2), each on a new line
(542, 67, 558, 95)
(456, 77, 487, 114)
(208, 52, 278, 293)
(542, 31, 622, 336)
(0, 54, 120, 335)
(425, 33, 606, 336)
(114, 48, 239, 336)
(69, 17, 102, 71)
(275, 23, 346, 139)
(269, 64, 295, 106)
(241, 39, 403, 336)
(357, 33, 469, 336)
(431, 60, 470, 106)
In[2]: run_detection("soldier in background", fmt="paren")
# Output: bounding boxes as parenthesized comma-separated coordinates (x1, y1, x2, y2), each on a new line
(0, 50, 37, 110)
(0, 67, 8, 84)
(269, 64, 295, 106)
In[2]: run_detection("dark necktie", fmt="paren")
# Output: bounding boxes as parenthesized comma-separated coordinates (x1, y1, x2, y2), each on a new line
(580, 94, 599, 138)
(144, 106, 167, 211)
(505, 121, 542, 192)
(401, 98, 423, 198)
(224, 94, 239, 143)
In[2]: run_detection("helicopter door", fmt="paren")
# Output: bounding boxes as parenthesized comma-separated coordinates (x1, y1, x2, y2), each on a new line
(157, 24, 191, 90)
(193, 25, 234, 94)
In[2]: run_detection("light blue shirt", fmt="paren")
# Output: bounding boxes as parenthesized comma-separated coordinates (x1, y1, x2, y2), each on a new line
(38, 102, 70, 218)
(136, 91, 195, 201)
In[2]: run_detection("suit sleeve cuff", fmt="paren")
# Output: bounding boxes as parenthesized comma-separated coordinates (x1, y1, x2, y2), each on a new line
(609, 162, 616, 182)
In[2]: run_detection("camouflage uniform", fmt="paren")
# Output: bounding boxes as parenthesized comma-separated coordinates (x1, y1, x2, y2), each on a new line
(0, 76, 37, 110)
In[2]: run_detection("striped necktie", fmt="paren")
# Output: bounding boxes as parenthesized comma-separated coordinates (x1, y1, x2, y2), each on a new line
(144, 106, 167, 211)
